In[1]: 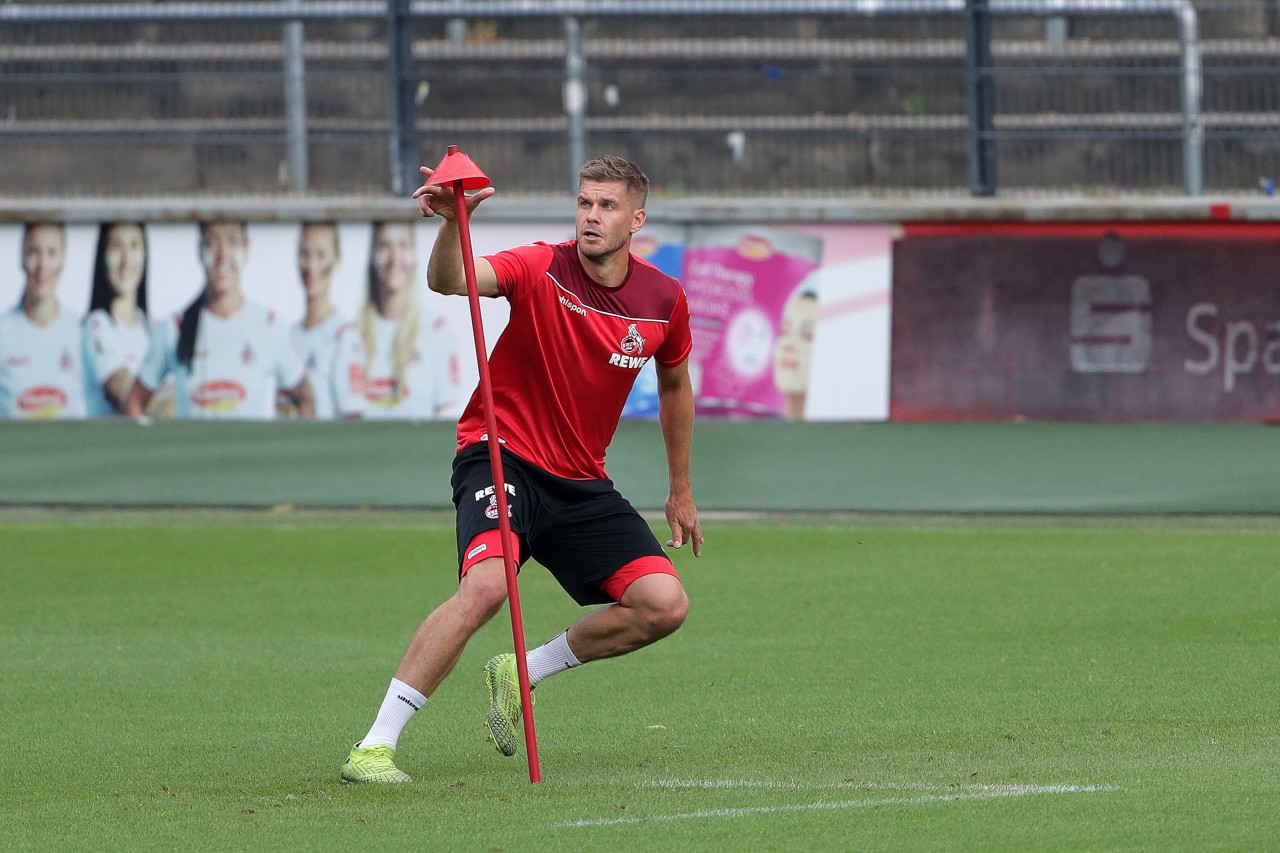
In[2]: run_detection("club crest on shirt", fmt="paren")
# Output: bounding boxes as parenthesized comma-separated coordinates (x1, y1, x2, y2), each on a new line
(59, 348, 73, 372)
(608, 323, 651, 370)
(620, 323, 646, 355)
(241, 343, 255, 365)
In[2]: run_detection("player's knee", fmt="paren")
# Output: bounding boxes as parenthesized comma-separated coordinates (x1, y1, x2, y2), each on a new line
(630, 578, 688, 641)
(457, 559, 509, 626)
(652, 588, 689, 638)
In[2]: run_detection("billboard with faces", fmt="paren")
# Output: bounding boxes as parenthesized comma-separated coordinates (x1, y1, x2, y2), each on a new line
(0, 219, 892, 422)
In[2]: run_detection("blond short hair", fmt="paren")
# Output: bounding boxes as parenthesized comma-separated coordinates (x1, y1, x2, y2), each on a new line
(579, 156, 648, 208)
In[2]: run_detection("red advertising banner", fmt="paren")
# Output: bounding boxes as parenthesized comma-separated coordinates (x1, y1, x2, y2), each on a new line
(891, 222, 1280, 422)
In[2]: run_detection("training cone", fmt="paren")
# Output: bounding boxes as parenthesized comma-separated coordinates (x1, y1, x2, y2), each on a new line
(429, 144, 491, 189)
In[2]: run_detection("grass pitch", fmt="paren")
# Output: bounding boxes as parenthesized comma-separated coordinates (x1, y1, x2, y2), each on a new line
(3, 509, 1279, 851)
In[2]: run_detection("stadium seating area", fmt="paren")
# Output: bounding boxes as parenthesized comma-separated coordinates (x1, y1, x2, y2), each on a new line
(2, 3, 1279, 196)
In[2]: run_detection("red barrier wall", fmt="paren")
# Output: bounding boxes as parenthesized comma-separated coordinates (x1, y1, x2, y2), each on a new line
(891, 222, 1280, 422)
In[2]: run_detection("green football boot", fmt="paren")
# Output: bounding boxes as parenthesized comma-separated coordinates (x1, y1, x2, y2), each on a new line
(340, 742, 411, 784)
(484, 653, 534, 757)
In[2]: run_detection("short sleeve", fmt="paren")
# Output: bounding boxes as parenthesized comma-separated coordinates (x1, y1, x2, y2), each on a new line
(82, 311, 123, 384)
(655, 288, 693, 366)
(135, 317, 175, 391)
(483, 242, 555, 303)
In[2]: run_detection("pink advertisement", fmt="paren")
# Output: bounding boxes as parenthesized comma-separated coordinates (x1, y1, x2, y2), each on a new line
(682, 226, 824, 418)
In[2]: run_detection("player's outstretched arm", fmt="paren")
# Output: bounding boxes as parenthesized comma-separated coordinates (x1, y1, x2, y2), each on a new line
(416, 166, 500, 298)
(656, 359, 703, 557)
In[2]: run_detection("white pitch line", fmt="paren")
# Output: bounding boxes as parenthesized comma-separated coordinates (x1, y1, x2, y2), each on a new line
(641, 779, 1110, 794)
(560, 784, 1116, 829)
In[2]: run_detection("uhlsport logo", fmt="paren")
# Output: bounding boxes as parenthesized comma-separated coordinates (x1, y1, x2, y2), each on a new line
(559, 294, 587, 316)
(609, 324, 650, 370)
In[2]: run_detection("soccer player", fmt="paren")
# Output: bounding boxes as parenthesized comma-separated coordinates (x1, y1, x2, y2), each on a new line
(0, 222, 87, 419)
(358, 221, 462, 419)
(341, 156, 703, 784)
(292, 222, 366, 419)
(83, 222, 151, 417)
(125, 221, 315, 420)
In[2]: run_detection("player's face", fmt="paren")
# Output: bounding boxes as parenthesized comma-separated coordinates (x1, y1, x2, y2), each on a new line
(104, 224, 145, 298)
(200, 223, 248, 297)
(21, 225, 66, 300)
(773, 294, 818, 394)
(298, 224, 339, 299)
(372, 223, 416, 297)
(576, 180, 645, 262)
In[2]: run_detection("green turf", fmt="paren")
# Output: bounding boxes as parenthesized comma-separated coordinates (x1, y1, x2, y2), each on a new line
(3, 512, 1279, 851)
(7, 420, 1280, 513)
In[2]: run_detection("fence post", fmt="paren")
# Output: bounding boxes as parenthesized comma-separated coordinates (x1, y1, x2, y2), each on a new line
(1175, 2, 1203, 196)
(563, 16, 588, 195)
(283, 0, 308, 192)
(964, 0, 996, 197)
(387, 0, 420, 196)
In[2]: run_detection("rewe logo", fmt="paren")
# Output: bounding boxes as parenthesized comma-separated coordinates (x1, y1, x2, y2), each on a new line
(608, 353, 650, 370)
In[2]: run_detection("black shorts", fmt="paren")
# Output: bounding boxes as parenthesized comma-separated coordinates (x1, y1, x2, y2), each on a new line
(450, 443, 669, 606)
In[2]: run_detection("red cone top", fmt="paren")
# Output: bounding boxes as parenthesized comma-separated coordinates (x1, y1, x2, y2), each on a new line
(429, 145, 491, 190)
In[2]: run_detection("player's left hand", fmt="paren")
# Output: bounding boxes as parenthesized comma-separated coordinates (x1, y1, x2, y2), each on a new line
(665, 492, 703, 558)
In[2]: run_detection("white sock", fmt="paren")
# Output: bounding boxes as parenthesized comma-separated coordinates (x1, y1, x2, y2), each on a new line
(526, 630, 581, 687)
(360, 678, 428, 750)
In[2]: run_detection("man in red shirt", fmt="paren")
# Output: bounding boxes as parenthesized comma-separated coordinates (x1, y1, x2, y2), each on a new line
(342, 156, 703, 784)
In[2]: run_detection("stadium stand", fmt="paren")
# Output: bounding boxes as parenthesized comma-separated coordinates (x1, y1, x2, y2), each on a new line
(0, 2, 1278, 197)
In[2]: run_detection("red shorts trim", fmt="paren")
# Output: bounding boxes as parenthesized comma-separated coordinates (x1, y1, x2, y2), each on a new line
(598, 555, 679, 602)
(460, 529, 522, 576)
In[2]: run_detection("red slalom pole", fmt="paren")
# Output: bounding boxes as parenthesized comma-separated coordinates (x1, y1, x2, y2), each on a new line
(428, 145, 541, 783)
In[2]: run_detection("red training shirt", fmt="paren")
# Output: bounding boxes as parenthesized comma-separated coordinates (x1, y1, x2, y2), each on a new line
(456, 240, 692, 480)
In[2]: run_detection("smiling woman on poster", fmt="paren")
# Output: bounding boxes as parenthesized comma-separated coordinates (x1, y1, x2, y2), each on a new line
(83, 222, 151, 417)
(0, 222, 88, 419)
(126, 221, 315, 420)
(359, 220, 461, 419)
(293, 222, 366, 419)
(772, 286, 817, 421)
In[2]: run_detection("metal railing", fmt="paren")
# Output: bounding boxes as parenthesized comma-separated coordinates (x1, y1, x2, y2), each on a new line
(1, 0, 1273, 198)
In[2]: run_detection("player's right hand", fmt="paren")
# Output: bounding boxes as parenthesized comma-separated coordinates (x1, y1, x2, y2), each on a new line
(414, 166, 496, 221)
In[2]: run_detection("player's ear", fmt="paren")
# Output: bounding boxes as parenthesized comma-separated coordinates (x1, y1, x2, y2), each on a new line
(630, 208, 647, 234)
